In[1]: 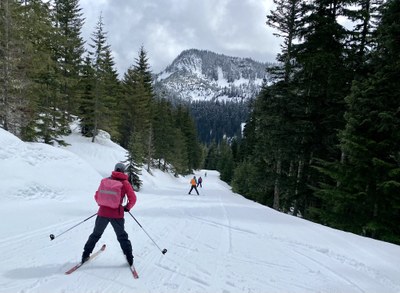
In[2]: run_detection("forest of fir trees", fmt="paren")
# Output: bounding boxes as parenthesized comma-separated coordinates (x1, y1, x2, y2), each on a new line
(205, 0, 400, 245)
(0, 0, 202, 190)
(2, 0, 399, 245)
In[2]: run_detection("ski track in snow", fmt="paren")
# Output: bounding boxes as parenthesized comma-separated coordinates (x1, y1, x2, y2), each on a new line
(1, 183, 399, 293)
(1, 127, 400, 293)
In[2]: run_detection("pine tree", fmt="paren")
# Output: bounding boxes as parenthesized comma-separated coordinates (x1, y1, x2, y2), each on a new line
(233, 0, 354, 216)
(79, 55, 95, 136)
(232, 160, 261, 202)
(250, 77, 314, 211)
(204, 142, 219, 170)
(101, 47, 121, 139)
(21, 0, 67, 144)
(125, 132, 143, 191)
(175, 105, 202, 172)
(52, 0, 85, 120)
(170, 128, 189, 176)
(217, 140, 234, 183)
(153, 98, 175, 171)
(266, 0, 302, 82)
(343, 0, 384, 76)
(316, 0, 400, 244)
(1, 0, 19, 133)
(288, 0, 352, 218)
(120, 46, 155, 169)
(0, 0, 36, 138)
(85, 14, 119, 142)
(231, 0, 304, 211)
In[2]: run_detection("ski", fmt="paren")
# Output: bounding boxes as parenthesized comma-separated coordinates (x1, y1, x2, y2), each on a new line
(65, 244, 106, 275)
(129, 263, 139, 279)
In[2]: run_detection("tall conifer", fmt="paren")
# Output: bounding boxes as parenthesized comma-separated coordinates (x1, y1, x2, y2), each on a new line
(121, 47, 155, 169)
(316, 0, 400, 243)
(52, 0, 85, 120)
(84, 14, 119, 142)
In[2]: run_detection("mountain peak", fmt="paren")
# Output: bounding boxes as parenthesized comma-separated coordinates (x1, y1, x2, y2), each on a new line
(154, 49, 271, 102)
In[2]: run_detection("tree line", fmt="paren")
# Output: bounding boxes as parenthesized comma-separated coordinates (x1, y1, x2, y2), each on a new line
(0, 0, 202, 189)
(207, 0, 400, 244)
(189, 100, 249, 145)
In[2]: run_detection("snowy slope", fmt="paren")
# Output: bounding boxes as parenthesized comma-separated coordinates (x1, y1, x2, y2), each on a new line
(154, 49, 267, 102)
(1, 126, 400, 293)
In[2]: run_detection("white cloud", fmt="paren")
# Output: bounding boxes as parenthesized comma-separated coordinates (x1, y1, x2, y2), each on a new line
(79, 0, 281, 75)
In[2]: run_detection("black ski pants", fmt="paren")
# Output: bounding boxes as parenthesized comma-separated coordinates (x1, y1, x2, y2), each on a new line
(188, 185, 199, 195)
(83, 216, 132, 257)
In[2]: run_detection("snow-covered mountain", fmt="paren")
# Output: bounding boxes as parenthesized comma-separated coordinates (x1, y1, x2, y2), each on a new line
(154, 49, 270, 102)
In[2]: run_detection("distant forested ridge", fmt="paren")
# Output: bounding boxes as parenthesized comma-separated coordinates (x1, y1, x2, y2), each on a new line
(153, 49, 270, 145)
(189, 100, 249, 145)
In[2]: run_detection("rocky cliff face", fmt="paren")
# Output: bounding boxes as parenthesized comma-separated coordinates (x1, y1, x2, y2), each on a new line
(154, 49, 271, 102)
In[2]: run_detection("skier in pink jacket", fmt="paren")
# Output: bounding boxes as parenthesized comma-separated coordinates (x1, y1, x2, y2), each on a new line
(81, 163, 137, 265)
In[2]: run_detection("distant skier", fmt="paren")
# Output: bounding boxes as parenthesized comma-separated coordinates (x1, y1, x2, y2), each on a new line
(188, 176, 199, 195)
(197, 176, 203, 188)
(81, 162, 137, 266)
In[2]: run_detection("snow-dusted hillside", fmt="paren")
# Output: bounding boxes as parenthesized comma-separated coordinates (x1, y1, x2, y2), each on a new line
(154, 49, 270, 102)
(1, 125, 400, 293)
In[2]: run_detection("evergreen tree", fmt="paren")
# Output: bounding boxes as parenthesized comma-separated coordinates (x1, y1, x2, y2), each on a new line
(249, 82, 309, 211)
(316, 0, 400, 244)
(52, 0, 85, 120)
(175, 105, 202, 172)
(89, 14, 106, 140)
(343, 0, 384, 76)
(84, 14, 119, 142)
(0, 0, 36, 138)
(79, 55, 95, 136)
(153, 98, 175, 171)
(217, 140, 234, 183)
(232, 160, 262, 202)
(22, 0, 67, 144)
(101, 47, 121, 139)
(120, 47, 154, 153)
(266, 0, 302, 82)
(125, 132, 143, 191)
(170, 128, 189, 176)
(234, 0, 354, 217)
(1, 0, 19, 133)
(289, 0, 351, 217)
(204, 142, 219, 170)
(231, 0, 304, 211)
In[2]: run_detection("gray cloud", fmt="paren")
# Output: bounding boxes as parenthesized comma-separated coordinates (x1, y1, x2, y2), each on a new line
(79, 0, 280, 75)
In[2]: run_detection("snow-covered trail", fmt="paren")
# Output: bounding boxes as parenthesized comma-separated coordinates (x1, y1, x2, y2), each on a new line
(1, 127, 400, 293)
(1, 170, 399, 293)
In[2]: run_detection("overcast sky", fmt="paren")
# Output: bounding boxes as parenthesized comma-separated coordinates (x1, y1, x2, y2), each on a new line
(79, 0, 281, 76)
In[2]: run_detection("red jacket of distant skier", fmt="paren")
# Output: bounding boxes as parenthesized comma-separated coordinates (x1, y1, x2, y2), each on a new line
(96, 171, 137, 218)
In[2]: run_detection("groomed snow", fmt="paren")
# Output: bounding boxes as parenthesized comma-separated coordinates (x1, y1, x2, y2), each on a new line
(0, 125, 399, 293)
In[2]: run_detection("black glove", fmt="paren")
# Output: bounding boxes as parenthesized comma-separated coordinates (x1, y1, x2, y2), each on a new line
(124, 206, 130, 212)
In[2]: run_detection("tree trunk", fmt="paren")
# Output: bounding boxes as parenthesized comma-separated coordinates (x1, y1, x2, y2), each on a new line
(1, 0, 10, 131)
(273, 158, 282, 210)
(292, 158, 304, 216)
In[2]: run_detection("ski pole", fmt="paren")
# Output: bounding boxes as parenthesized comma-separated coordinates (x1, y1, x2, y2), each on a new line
(49, 212, 97, 241)
(128, 211, 167, 255)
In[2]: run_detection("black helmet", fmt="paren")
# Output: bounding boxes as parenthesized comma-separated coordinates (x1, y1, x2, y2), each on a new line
(114, 162, 126, 173)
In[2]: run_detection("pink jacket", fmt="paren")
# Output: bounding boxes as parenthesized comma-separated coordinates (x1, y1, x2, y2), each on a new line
(96, 171, 137, 218)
